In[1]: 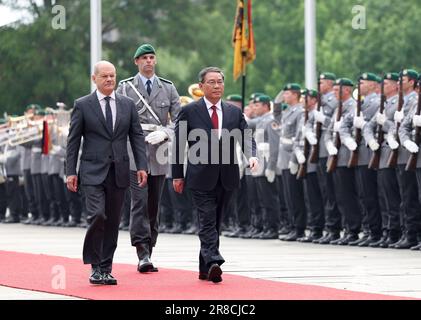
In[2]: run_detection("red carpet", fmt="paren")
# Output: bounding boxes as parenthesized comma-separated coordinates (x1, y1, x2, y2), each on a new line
(0, 250, 412, 300)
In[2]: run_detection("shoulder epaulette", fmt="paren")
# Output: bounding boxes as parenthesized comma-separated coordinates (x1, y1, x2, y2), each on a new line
(158, 77, 173, 85)
(118, 76, 134, 84)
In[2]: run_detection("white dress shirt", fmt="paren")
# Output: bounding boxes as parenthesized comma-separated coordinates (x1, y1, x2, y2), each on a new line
(204, 97, 223, 139)
(96, 90, 117, 130)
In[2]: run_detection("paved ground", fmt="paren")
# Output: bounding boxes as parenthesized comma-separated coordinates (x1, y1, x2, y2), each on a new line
(1, 223, 421, 299)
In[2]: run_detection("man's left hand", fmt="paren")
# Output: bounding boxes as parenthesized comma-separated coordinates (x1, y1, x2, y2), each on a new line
(145, 130, 168, 145)
(249, 157, 259, 172)
(137, 170, 148, 188)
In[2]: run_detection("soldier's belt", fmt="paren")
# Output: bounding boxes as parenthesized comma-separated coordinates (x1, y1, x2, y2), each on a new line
(141, 124, 162, 132)
(280, 138, 293, 145)
(32, 147, 42, 153)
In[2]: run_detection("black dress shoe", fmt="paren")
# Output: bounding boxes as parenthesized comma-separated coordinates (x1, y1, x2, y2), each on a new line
(298, 232, 323, 243)
(394, 237, 418, 249)
(102, 273, 117, 285)
(316, 232, 340, 244)
(337, 234, 359, 245)
(369, 236, 388, 248)
(198, 272, 208, 280)
(89, 268, 104, 285)
(410, 242, 421, 250)
(258, 230, 279, 239)
(207, 264, 222, 283)
(348, 234, 367, 246)
(358, 236, 381, 247)
(138, 257, 154, 273)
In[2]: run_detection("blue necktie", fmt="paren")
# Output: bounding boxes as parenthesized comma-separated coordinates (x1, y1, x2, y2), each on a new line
(104, 96, 113, 133)
(146, 79, 152, 96)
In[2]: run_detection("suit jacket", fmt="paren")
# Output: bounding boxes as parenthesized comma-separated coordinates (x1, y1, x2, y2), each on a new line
(172, 98, 255, 191)
(66, 91, 147, 188)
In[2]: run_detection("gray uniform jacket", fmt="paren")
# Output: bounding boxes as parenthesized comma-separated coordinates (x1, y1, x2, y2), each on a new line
(324, 98, 356, 168)
(30, 139, 43, 174)
(5, 144, 22, 177)
(339, 93, 379, 166)
(294, 109, 317, 173)
(399, 91, 421, 167)
(278, 103, 303, 170)
(117, 73, 181, 175)
(363, 95, 398, 169)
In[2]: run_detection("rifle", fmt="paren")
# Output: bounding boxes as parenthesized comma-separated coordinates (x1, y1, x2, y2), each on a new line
(405, 78, 421, 171)
(326, 83, 343, 173)
(297, 92, 309, 179)
(368, 78, 385, 169)
(309, 79, 322, 163)
(347, 79, 361, 168)
(387, 73, 403, 168)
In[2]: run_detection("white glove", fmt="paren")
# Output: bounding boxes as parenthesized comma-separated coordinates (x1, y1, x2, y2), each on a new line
(333, 120, 342, 132)
(326, 141, 338, 156)
(376, 112, 387, 126)
(288, 161, 298, 175)
(314, 109, 326, 124)
(413, 115, 421, 127)
(386, 134, 399, 150)
(0, 155, 5, 164)
(145, 130, 168, 145)
(394, 110, 404, 123)
(353, 115, 366, 129)
(403, 140, 419, 153)
(265, 169, 276, 183)
(305, 130, 318, 145)
(344, 137, 357, 151)
(295, 150, 306, 164)
(368, 139, 380, 151)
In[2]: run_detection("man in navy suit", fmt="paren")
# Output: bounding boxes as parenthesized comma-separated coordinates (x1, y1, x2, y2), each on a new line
(172, 67, 258, 283)
(66, 61, 148, 285)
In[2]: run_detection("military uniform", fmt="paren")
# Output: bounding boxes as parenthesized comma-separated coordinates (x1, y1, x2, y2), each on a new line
(0, 144, 7, 222)
(3, 143, 23, 222)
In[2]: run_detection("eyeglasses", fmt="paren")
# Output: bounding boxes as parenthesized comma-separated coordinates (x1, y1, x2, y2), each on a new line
(204, 80, 224, 87)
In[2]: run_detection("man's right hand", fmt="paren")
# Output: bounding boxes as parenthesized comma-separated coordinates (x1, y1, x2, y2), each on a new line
(173, 178, 184, 194)
(66, 175, 78, 192)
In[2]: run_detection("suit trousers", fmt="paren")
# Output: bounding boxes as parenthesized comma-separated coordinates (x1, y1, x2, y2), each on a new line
(129, 171, 165, 249)
(191, 177, 231, 273)
(377, 168, 401, 234)
(82, 164, 126, 273)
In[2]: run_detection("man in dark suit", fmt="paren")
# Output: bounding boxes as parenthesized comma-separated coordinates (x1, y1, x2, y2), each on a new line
(172, 67, 258, 283)
(66, 61, 148, 285)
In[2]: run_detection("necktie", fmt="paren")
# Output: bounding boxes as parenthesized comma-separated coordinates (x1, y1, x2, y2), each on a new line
(146, 79, 152, 96)
(211, 105, 219, 131)
(104, 96, 113, 133)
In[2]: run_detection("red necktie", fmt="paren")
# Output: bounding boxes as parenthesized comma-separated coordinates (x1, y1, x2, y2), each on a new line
(211, 105, 219, 130)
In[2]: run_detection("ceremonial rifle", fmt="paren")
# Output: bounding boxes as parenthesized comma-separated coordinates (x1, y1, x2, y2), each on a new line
(368, 78, 385, 169)
(309, 79, 322, 163)
(387, 73, 403, 168)
(405, 78, 421, 171)
(297, 92, 309, 179)
(326, 83, 342, 173)
(347, 79, 361, 168)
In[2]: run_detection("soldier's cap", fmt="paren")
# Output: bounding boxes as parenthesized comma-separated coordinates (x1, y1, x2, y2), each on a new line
(249, 92, 264, 101)
(375, 75, 383, 83)
(302, 89, 318, 98)
(283, 83, 302, 92)
(226, 94, 242, 102)
(359, 72, 378, 82)
(319, 72, 336, 81)
(0, 118, 6, 124)
(26, 104, 41, 111)
(254, 94, 272, 104)
(334, 78, 354, 87)
(133, 43, 156, 59)
(35, 109, 46, 116)
(401, 69, 419, 81)
(384, 72, 400, 82)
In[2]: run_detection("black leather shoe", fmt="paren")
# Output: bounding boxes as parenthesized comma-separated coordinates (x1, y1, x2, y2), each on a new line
(102, 273, 117, 285)
(314, 232, 339, 244)
(394, 237, 418, 249)
(358, 236, 381, 247)
(198, 272, 208, 280)
(337, 234, 359, 245)
(138, 257, 154, 273)
(298, 232, 323, 243)
(207, 264, 222, 283)
(348, 234, 367, 246)
(258, 230, 279, 239)
(410, 242, 421, 250)
(369, 236, 388, 248)
(89, 268, 103, 285)
(278, 226, 291, 235)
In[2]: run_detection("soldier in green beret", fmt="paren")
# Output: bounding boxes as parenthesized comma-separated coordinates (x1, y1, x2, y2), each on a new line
(226, 94, 242, 109)
(117, 43, 181, 273)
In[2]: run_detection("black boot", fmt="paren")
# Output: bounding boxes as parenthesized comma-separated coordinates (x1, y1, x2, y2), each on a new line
(136, 244, 154, 273)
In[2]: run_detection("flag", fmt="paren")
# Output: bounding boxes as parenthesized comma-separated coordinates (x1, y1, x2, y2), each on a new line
(42, 120, 52, 154)
(232, 0, 256, 81)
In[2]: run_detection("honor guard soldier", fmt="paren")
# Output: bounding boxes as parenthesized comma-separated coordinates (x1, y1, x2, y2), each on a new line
(0, 118, 8, 222)
(117, 43, 181, 273)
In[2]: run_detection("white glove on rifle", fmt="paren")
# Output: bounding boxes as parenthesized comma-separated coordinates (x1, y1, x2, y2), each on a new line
(386, 134, 399, 150)
(343, 137, 357, 151)
(288, 161, 298, 175)
(353, 114, 366, 129)
(376, 112, 387, 126)
(314, 109, 326, 124)
(145, 130, 168, 145)
(394, 110, 404, 123)
(368, 139, 380, 151)
(295, 149, 306, 164)
(305, 130, 318, 145)
(403, 140, 419, 154)
(326, 141, 338, 156)
(265, 169, 276, 183)
(413, 114, 421, 127)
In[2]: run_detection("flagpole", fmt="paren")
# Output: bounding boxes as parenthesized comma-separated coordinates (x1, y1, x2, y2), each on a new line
(241, 53, 247, 111)
(305, 0, 316, 89)
(90, 0, 102, 92)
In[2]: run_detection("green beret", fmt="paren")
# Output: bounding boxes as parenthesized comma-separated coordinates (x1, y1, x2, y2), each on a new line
(226, 94, 242, 102)
(384, 72, 399, 82)
(26, 104, 41, 111)
(254, 94, 272, 104)
(133, 43, 156, 59)
(375, 75, 383, 83)
(401, 69, 419, 81)
(360, 72, 378, 82)
(35, 109, 46, 116)
(283, 83, 301, 91)
(334, 78, 354, 87)
(319, 72, 336, 81)
(249, 92, 264, 101)
(302, 89, 318, 98)
(0, 118, 6, 124)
